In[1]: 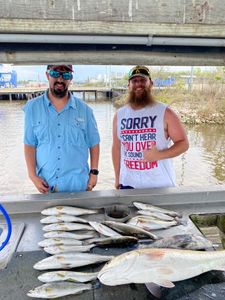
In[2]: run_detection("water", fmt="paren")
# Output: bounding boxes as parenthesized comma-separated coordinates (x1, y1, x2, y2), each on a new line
(0, 100, 224, 195)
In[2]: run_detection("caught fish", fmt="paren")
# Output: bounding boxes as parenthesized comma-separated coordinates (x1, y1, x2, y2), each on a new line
(41, 206, 98, 216)
(42, 222, 94, 232)
(87, 236, 138, 247)
(89, 221, 121, 237)
(38, 270, 99, 283)
(27, 282, 92, 298)
(127, 216, 179, 230)
(34, 252, 113, 270)
(137, 210, 174, 221)
(43, 231, 97, 240)
(44, 244, 95, 255)
(98, 248, 225, 291)
(133, 202, 182, 218)
(103, 221, 158, 240)
(138, 234, 213, 250)
(40, 214, 88, 224)
(38, 238, 83, 248)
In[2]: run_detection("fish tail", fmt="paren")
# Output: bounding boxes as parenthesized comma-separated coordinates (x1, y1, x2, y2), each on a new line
(175, 217, 187, 226)
(92, 279, 101, 289)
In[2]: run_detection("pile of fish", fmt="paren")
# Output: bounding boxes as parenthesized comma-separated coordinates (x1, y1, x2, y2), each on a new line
(27, 202, 214, 298)
(28, 206, 113, 298)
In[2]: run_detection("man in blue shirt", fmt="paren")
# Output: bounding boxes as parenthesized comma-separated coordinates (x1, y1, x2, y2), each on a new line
(24, 64, 100, 193)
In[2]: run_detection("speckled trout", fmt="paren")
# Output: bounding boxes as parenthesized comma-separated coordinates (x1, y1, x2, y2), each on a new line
(34, 252, 113, 270)
(127, 216, 179, 230)
(44, 244, 95, 255)
(38, 238, 83, 247)
(103, 221, 158, 240)
(43, 231, 97, 240)
(133, 202, 182, 218)
(98, 248, 225, 288)
(138, 234, 213, 250)
(38, 270, 98, 283)
(27, 282, 92, 298)
(40, 214, 88, 224)
(42, 222, 94, 232)
(41, 206, 98, 216)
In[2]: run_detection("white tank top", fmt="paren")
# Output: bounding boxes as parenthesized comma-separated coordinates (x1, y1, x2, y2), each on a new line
(117, 102, 176, 188)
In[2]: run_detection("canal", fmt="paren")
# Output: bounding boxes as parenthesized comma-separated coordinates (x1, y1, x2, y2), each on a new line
(0, 100, 224, 195)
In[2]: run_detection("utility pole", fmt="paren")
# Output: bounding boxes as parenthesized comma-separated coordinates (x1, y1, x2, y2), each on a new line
(188, 66, 194, 93)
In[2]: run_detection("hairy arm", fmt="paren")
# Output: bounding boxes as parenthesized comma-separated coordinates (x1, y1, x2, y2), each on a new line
(143, 107, 189, 161)
(87, 144, 100, 191)
(24, 144, 49, 193)
(112, 113, 121, 189)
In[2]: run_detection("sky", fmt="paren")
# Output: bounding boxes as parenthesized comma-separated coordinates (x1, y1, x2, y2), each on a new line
(0, 64, 215, 83)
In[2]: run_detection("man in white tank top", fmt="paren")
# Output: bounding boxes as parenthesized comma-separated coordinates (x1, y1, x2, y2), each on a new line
(112, 66, 189, 189)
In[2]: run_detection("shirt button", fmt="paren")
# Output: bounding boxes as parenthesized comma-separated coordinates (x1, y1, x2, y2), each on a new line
(58, 135, 61, 138)
(58, 123, 60, 126)
(58, 146, 60, 149)
(57, 168, 60, 171)
(58, 157, 60, 160)
(56, 176, 58, 179)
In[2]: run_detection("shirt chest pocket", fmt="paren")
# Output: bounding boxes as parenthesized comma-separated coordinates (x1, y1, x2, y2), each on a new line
(69, 120, 87, 147)
(33, 121, 49, 145)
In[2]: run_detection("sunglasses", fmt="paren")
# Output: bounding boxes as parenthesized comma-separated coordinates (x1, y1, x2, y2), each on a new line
(48, 69, 73, 80)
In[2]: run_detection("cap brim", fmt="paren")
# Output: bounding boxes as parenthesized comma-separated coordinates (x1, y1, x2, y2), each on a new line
(49, 65, 73, 72)
(129, 74, 149, 80)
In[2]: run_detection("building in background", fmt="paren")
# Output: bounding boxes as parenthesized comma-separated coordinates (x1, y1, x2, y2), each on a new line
(0, 64, 17, 88)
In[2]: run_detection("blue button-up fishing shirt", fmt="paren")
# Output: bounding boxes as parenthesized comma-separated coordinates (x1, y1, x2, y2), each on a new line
(24, 91, 100, 192)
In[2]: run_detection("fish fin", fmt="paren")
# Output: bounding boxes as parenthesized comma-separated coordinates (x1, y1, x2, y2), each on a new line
(154, 279, 175, 288)
(145, 282, 162, 298)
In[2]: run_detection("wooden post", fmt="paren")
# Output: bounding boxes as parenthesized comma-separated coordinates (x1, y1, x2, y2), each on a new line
(9, 93, 12, 102)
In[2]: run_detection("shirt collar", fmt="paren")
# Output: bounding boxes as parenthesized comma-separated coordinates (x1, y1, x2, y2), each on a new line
(44, 90, 77, 109)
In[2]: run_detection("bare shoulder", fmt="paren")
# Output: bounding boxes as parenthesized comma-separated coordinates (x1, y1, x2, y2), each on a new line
(164, 107, 188, 142)
(165, 106, 181, 121)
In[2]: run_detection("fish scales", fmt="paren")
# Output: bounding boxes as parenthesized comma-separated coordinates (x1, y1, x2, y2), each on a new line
(43, 231, 97, 240)
(27, 282, 92, 298)
(41, 206, 98, 216)
(34, 252, 114, 270)
(42, 222, 94, 232)
(40, 214, 88, 224)
(38, 270, 98, 283)
(133, 202, 182, 218)
(98, 248, 225, 287)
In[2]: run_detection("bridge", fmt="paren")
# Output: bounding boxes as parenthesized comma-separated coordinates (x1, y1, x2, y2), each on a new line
(0, 0, 224, 66)
(0, 86, 126, 101)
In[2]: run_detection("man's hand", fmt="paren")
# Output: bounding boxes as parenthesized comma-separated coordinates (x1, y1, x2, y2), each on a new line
(143, 145, 162, 162)
(30, 175, 49, 193)
(86, 174, 98, 191)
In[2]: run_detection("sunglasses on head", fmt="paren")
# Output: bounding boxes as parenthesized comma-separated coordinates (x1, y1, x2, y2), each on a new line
(48, 69, 73, 80)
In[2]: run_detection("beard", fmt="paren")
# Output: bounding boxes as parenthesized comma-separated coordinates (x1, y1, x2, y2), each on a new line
(126, 87, 155, 108)
(50, 82, 68, 98)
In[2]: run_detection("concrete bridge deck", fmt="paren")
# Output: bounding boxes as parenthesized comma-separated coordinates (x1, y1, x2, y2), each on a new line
(0, 0, 224, 65)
